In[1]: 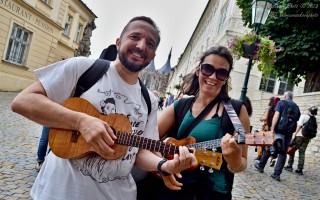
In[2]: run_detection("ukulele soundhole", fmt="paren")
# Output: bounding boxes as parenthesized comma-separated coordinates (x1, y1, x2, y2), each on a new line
(71, 130, 80, 143)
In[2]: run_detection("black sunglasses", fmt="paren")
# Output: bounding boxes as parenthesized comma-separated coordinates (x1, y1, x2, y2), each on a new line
(200, 63, 230, 81)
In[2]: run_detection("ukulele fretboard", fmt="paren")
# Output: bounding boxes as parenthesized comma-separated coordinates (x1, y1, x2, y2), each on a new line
(116, 132, 181, 155)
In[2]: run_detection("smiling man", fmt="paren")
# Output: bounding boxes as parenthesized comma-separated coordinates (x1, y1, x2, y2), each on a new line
(11, 16, 197, 200)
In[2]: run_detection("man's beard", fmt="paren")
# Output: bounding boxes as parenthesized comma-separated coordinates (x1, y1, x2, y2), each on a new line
(118, 51, 149, 72)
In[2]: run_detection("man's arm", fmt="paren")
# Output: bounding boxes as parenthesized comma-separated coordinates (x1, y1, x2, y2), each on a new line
(11, 81, 116, 154)
(292, 114, 304, 139)
(12, 81, 80, 129)
(271, 111, 280, 132)
(292, 125, 303, 140)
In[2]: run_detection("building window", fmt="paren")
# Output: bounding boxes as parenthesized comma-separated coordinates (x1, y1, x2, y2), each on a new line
(74, 24, 83, 42)
(63, 15, 72, 36)
(278, 77, 294, 95)
(259, 74, 276, 93)
(5, 24, 31, 66)
(42, 0, 50, 4)
(217, 4, 229, 34)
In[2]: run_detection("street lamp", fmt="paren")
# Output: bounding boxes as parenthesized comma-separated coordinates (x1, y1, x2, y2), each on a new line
(239, 0, 273, 101)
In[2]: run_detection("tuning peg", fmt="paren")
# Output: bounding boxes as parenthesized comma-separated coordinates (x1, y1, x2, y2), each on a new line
(200, 160, 206, 165)
(202, 151, 208, 155)
(208, 168, 214, 173)
(200, 165, 205, 171)
(211, 152, 216, 157)
(212, 148, 217, 152)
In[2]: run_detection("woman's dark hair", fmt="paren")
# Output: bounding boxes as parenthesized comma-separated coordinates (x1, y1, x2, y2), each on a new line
(268, 96, 275, 107)
(267, 96, 280, 126)
(183, 46, 233, 100)
(244, 96, 253, 117)
(309, 106, 318, 116)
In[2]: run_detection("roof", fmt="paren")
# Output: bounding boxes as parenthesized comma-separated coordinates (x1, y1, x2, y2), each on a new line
(157, 48, 172, 74)
(145, 59, 157, 71)
(79, 0, 98, 18)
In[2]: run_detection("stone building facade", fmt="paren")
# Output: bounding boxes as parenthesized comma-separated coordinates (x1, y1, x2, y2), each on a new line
(167, 0, 319, 163)
(139, 49, 173, 97)
(168, 0, 305, 100)
(0, 0, 96, 91)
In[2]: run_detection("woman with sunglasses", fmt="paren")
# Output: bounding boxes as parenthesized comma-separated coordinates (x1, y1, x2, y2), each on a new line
(156, 46, 250, 200)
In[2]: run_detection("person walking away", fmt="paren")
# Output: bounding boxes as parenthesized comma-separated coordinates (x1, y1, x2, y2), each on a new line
(255, 91, 300, 181)
(256, 96, 280, 166)
(35, 126, 50, 171)
(11, 16, 197, 200)
(158, 96, 164, 110)
(284, 105, 318, 175)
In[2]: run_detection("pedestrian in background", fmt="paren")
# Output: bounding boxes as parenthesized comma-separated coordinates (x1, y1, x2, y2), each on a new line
(35, 126, 50, 171)
(255, 91, 300, 181)
(158, 96, 164, 110)
(284, 105, 318, 175)
(255, 96, 280, 166)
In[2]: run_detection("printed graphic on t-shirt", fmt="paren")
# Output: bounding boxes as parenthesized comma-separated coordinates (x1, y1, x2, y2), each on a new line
(72, 89, 146, 183)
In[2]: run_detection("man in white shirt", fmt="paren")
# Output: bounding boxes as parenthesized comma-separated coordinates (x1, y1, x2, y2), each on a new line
(11, 16, 197, 200)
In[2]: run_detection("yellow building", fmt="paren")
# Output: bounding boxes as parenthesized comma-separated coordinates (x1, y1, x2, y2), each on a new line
(0, 0, 96, 91)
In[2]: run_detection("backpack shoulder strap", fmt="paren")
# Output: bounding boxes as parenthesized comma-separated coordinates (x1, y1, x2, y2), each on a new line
(175, 97, 195, 127)
(138, 78, 151, 116)
(221, 99, 243, 136)
(74, 59, 111, 97)
(166, 97, 194, 138)
(74, 59, 151, 116)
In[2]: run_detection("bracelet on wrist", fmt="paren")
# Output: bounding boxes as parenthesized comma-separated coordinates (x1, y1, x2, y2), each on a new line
(227, 160, 244, 173)
(157, 159, 171, 176)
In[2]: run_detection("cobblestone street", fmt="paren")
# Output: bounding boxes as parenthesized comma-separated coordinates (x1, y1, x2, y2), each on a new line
(1, 92, 319, 199)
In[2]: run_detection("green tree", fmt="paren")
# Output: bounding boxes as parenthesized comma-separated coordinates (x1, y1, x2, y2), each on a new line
(236, 0, 320, 92)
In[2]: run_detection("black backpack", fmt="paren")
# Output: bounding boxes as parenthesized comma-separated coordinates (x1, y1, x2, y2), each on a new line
(302, 115, 318, 139)
(276, 100, 300, 134)
(74, 59, 151, 115)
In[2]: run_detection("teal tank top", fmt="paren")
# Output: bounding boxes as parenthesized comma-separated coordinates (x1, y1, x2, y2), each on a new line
(174, 100, 230, 194)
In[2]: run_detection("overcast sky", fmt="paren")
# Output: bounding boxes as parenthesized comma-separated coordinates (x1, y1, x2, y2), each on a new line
(81, 0, 208, 69)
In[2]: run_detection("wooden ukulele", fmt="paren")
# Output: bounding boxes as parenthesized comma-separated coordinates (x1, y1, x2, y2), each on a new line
(49, 98, 222, 170)
(162, 129, 274, 171)
(49, 98, 274, 171)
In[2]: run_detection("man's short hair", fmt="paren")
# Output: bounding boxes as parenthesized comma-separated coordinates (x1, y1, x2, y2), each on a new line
(120, 16, 161, 47)
(284, 91, 293, 99)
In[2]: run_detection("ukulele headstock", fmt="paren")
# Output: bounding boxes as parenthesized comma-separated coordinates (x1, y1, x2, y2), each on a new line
(194, 150, 223, 170)
(245, 131, 274, 146)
